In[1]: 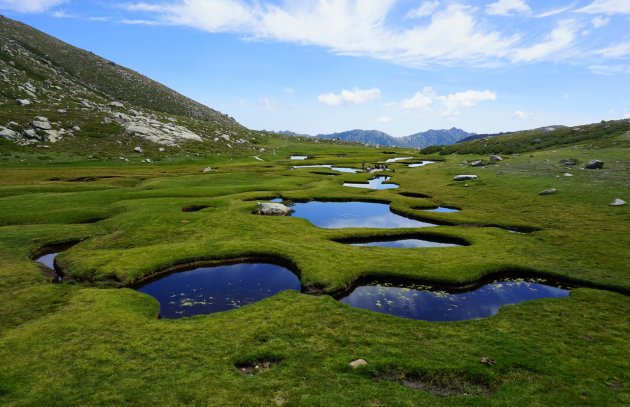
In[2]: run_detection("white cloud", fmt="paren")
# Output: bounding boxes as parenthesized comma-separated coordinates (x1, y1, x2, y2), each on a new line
(437, 90, 497, 117)
(121, 19, 162, 26)
(625, 112, 630, 119)
(399, 87, 496, 117)
(284, 87, 295, 95)
(405, 1, 439, 19)
(0, 0, 65, 13)
(577, 0, 630, 15)
(596, 42, 630, 58)
(591, 16, 611, 27)
(512, 110, 531, 119)
(317, 87, 381, 107)
(534, 2, 579, 18)
(512, 20, 578, 62)
(400, 87, 436, 111)
(260, 97, 275, 111)
(377, 116, 391, 124)
(486, 0, 531, 16)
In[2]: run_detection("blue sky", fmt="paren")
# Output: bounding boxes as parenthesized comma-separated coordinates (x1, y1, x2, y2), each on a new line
(1, 0, 629, 136)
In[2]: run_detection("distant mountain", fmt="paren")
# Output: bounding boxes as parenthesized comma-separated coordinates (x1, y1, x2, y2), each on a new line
(459, 125, 567, 143)
(314, 128, 472, 148)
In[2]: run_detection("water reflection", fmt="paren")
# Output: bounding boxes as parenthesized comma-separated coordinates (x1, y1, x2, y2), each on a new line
(340, 280, 569, 322)
(138, 263, 301, 319)
(385, 157, 413, 163)
(36, 252, 59, 270)
(408, 161, 435, 168)
(349, 238, 460, 248)
(290, 201, 436, 229)
(422, 207, 460, 213)
(344, 176, 399, 190)
(292, 165, 360, 173)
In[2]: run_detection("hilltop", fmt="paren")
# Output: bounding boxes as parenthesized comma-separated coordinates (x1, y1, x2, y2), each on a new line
(310, 127, 472, 148)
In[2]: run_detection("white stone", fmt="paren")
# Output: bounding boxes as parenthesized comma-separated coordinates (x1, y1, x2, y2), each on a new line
(158, 147, 165, 152)
(16, 99, 31, 106)
(72, 126, 81, 131)
(610, 199, 626, 206)
(349, 359, 368, 369)
(202, 166, 212, 173)
(109, 101, 124, 108)
(0, 128, 18, 139)
(453, 175, 478, 181)
(134, 146, 143, 153)
(34, 116, 48, 122)
(32, 120, 51, 130)
(23, 129, 37, 138)
(256, 202, 292, 216)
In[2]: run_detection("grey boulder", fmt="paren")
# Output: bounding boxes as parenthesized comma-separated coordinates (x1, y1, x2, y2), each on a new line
(586, 160, 604, 169)
(32, 120, 51, 130)
(470, 160, 484, 167)
(256, 202, 292, 216)
(539, 188, 558, 196)
(610, 198, 626, 206)
(453, 175, 478, 181)
(490, 155, 503, 162)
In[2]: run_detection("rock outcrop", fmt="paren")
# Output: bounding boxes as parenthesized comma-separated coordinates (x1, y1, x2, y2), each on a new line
(256, 202, 292, 216)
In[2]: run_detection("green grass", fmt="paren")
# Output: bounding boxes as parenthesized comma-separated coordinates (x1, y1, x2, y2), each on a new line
(0, 136, 628, 406)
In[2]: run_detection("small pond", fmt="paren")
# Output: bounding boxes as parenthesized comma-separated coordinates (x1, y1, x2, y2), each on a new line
(290, 155, 308, 160)
(137, 262, 301, 318)
(36, 252, 59, 270)
(422, 206, 460, 213)
(346, 237, 461, 248)
(344, 176, 399, 190)
(290, 201, 437, 229)
(339, 279, 570, 322)
(385, 157, 413, 163)
(408, 161, 435, 168)
(292, 164, 360, 173)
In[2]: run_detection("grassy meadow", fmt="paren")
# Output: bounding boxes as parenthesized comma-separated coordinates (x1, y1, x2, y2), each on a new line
(0, 133, 629, 406)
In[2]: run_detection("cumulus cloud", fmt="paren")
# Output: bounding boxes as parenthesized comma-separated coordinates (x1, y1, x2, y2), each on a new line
(317, 88, 381, 107)
(512, 110, 531, 119)
(486, 0, 531, 16)
(399, 87, 496, 117)
(377, 116, 391, 124)
(512, 20, 578, 62)
(577, 0, 630, 15)
(0, 0, 66, 13)
(405, 1, 439, 19)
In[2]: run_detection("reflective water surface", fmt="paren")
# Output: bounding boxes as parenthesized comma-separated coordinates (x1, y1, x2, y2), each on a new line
(422, 207, 460, 213)
(349, 238, 461, 248)
(340, 280, 570, 322)
(290, 155, 308, 160)
(385, 157, 413, 163)
(290, 201, 436, 229)
(344, 176, 399, 190)
(408, 161, 435, 168)
(36, 252, 59, 270)
(292, 165, 360, 173)
(138, 263, 301, 318)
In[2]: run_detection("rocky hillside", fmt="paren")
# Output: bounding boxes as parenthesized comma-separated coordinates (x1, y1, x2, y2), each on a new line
(0, 15, 271, 159)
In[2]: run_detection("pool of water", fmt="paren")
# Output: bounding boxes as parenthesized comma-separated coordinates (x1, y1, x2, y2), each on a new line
(290, 201, 437, 229)
(344, 176, 399, 190)
(36, 252, 59, 270)
(339, 279, 570, 322)
(422, 207, 460, 213)
(290, 155, 308, 160)
(385, 157, 413, 163)
(137, 262, 301, 319)
(292, 165, 360, 173)
(348, 238, 461, 248)
(408, 161, 435, 168)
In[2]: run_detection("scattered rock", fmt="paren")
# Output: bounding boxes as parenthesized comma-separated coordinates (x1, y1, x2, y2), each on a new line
(109, 101, 124, 108)
(480, 357, 495, 366)
(202, 166, 212, 173)
(57, 109, 67, 114)
(16, 99, 31, 106)
(133, 146, 143, 153)
(23, 129, 37, 138)
(158, 147, 165, 152)
(539, 188, 558, 196)
(31, 119, 51, 130)
(252, 156, 263, 161)
(470, 160, 484, 167)
(72, 125, 81, 131)
(560, 159, 578, 166)
(563, 173, 573, 177)
(586, 159, 604, 169)
(489, 155, 503, 162)
(453, 175, 478, 181)
(349, 359, 368, 369)
(256, 202, 292, 216)
(610, 198, 626, 206)
(0, 127, 18, 140)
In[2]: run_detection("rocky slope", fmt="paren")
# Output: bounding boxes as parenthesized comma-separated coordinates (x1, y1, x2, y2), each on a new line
(0, 15, 269, 158)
